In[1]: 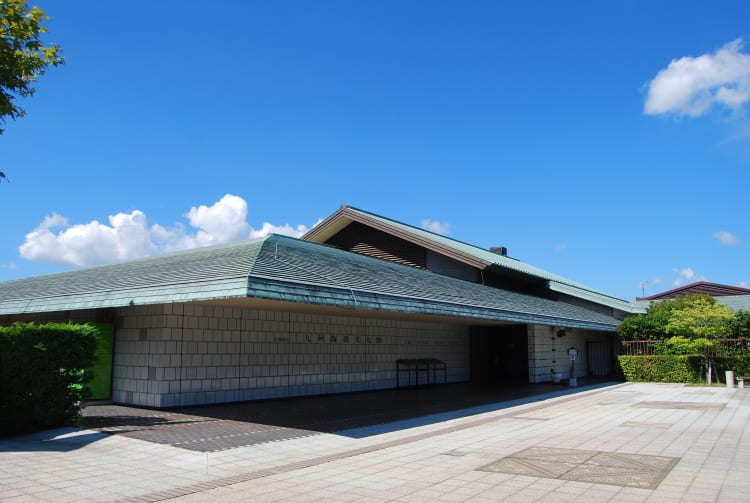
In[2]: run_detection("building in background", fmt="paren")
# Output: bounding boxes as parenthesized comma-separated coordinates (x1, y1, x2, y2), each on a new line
(635, 281, 750, 313)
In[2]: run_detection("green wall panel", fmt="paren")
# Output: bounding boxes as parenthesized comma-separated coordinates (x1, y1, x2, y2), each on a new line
(87, 323, 113, 400)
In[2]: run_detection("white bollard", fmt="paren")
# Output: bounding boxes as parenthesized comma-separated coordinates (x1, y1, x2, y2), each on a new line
(726, 370, 735, 388)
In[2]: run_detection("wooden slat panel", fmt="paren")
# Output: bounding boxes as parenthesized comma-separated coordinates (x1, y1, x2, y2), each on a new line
(326, 222, 427, 269)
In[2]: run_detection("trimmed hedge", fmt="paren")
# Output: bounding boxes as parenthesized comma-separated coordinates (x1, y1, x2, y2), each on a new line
(617, 354, 750, 383)
(0, 322, 97, 436)
(616, 355, 704, 383)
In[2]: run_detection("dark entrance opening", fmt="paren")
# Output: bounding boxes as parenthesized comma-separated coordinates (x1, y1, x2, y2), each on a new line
(470, 325, 529, 383)
(587, 339, 613, 377)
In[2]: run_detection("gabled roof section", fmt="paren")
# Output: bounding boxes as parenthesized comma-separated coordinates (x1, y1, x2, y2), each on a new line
(303, 205, 635, 312)
(638, 281, 750, 300)
(0, 234, 619, 331)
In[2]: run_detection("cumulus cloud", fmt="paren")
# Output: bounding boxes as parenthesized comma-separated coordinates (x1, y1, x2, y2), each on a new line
(713, 230, 739, 245)
(644, 38, 750, 117)
(672, 267, 707, 287)
(421, 219, 451, 235)
(19, 194, 313, 267)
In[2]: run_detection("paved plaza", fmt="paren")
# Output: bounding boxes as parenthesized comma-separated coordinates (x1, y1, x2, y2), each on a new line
(1, 382, 748, 502)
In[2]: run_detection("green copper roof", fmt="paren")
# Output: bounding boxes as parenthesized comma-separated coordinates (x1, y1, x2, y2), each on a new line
(0, 234, 619, 331)
(305, 205, 635, 313)
(0, 239, 264, 314)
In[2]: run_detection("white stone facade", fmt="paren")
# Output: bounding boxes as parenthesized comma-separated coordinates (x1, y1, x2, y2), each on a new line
(111, 303, 471, 408)
(527, 324, 613, 383)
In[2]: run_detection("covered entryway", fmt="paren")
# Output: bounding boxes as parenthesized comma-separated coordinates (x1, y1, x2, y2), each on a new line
(469, 325, 529, 383)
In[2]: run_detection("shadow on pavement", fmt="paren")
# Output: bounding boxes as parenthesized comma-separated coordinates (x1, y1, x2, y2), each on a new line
(172, 381, 595, 433)
(79, 379, 620, 451)
(0, 427, 110, 453)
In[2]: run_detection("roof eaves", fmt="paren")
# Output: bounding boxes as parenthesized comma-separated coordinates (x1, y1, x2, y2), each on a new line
(0, 278, 252, 315)
(248, 276, 618, 331)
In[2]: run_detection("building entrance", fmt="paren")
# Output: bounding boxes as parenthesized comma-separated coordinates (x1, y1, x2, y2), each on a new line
(470, 325, 528, 383)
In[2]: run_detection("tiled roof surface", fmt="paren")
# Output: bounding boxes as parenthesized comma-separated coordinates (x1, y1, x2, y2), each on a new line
(0, 240, 263, 313)
(251, 236, 619, 330)
(0, 235, 619, 330)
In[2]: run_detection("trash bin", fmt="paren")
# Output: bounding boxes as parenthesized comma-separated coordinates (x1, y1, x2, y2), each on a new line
(551, 372, 562, 384)
(726, 370, 735, 388)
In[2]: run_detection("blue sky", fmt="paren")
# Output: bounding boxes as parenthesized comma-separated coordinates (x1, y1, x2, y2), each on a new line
(1, 0, 749, 301)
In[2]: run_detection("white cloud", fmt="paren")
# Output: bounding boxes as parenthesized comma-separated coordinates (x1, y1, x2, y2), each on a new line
(421, 219, 451, 235)
(553, 243, 568, 252)
(713, 230, 739, 245)
(674, 267, 695, 281)
(644, 38, 750, 117)
(671, 267, 707, 287)
(739, 281, 750, 288)
(19, 194, 313, 267)
(250, 221, 314, 239)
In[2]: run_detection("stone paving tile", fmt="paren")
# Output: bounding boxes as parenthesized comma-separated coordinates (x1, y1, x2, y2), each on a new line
(1, 383, 749, 502)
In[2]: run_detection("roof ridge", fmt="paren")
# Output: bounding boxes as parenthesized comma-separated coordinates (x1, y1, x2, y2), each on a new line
(337, 206, 630, 305)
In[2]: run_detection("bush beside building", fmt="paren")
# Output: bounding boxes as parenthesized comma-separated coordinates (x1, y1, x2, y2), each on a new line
(0, 323, 97, 436)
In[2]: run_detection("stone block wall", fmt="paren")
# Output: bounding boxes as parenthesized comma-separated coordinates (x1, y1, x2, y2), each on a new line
(527, 324, 613, 383)
(112, 303, 471, 408)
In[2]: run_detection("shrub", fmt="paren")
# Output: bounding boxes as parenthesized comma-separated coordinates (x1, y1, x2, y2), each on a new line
(616, 355, 703, 383)
(0, 322, 97, 436)
(715, 354, 750, 378)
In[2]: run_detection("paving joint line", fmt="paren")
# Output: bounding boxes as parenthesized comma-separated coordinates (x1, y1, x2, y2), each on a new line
(116, 383, 625, 502)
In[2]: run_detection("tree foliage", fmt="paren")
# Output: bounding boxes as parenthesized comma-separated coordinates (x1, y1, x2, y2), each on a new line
(618, 294, 740, 341)
(0, 0, 63, 133)
(730, 310, 750, 339)
(664, 294, 735, 338)
(655, 336, 717, 356)
(617, 299, 674, 340)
